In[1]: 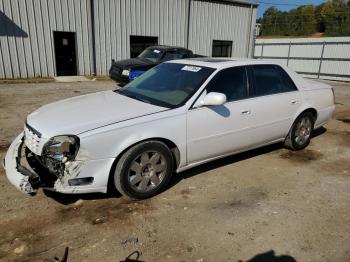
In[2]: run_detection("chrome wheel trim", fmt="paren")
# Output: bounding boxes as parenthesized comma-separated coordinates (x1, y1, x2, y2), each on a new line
(294, 117, 312, 146)
(128, 151, 167, 193)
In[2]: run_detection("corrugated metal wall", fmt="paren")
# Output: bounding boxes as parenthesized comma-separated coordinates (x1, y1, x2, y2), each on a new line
(0, 0, 257, 79)
(255, 37, 350, 81)
(188, 0, 256, 58)
(0, 0, 93, 79)
(93, 0, 189, 76)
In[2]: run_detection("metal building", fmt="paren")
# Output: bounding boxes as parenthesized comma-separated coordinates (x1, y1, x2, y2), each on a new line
(0, 0, 257, 79)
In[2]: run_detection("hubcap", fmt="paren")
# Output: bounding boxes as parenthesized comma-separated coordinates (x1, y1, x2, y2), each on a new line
(128, 151, 167, 193)
(294, 117, 312, 145)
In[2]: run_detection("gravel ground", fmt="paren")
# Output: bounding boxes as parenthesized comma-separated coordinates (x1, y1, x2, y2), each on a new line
(0, 79, 349, 262)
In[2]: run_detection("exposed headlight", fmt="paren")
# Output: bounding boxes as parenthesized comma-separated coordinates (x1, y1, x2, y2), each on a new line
(43, 135, 80, 162)
(121, 69, 130, 76)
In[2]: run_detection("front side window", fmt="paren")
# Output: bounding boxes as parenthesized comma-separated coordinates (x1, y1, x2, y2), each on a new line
(117, 63, 215, 108)
(251, 65, 297, 97)
(206, 66, 248, 102)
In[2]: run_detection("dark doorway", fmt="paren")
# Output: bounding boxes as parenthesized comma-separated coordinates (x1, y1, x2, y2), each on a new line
(53, 31, 77, 76)
(130, 35, 158, 58)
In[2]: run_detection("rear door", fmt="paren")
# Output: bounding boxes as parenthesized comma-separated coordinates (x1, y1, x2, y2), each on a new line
(247, 64, 301, 146)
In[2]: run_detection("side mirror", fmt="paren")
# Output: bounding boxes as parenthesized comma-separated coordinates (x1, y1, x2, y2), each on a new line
(200, 92, 227, 106)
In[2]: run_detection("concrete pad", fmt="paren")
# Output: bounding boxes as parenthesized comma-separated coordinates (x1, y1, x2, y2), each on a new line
(54, 76, 94, 82)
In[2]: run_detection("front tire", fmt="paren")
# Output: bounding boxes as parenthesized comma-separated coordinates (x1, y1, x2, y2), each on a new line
(114, 141, 174, 200)
(284, 112, 315, 150)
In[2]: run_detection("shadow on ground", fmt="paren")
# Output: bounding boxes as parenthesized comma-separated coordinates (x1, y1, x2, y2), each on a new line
(43, 190, 121, 205)
(168, 127, 326, 190)
(241, 250, 296, 262)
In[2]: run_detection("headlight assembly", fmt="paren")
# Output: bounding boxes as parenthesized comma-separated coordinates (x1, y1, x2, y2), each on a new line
(121, 69, 130, 76)
(43, 135, 80, 162)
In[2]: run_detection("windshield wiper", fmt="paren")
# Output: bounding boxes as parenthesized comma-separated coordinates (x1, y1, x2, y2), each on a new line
(124, 94, 151, 104)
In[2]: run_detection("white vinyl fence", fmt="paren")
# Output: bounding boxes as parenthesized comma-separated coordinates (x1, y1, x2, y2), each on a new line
(254, 37, 350, 82)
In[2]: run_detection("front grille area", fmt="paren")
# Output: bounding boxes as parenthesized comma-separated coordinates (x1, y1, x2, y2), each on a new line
(109, 64, 129, 84)
(109, 64, 122, 76)
(24, 123, 42, 155)
(113, 65, 123, 75)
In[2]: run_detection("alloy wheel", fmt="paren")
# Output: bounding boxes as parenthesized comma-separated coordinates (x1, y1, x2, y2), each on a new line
(294, 117, 312, 146)
(127, 151, 167, 193)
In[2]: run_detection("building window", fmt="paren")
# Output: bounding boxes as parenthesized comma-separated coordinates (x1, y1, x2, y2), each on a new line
(212, 40, 232, 57)
(130, 35, 158, 58)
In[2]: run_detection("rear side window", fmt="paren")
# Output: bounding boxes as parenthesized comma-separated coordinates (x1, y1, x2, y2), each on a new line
(181, 50, 193, 59)
(161, 51, 184, 62)
(251, 65, 297, 97)
(206, 66, 248, 102)
(277, 66, 298, 92)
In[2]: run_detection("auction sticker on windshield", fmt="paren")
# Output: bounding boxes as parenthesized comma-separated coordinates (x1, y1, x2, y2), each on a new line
(153, 50, 161, 53)
(181, 65, 202, 72)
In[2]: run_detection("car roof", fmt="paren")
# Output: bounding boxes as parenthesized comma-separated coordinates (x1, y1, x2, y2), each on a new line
(146, 45, 191, 51)
(167, 57, 278, 69)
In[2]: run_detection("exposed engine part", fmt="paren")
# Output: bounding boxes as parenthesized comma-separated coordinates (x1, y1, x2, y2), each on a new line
(41, 156, 65, 177)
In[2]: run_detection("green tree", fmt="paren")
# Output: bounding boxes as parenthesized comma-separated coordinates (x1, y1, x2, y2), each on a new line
(258, 0, 350, 37)
(320, 0, 350, 35)
(260, 7, 284, 36)
(301, 5, 317, 35)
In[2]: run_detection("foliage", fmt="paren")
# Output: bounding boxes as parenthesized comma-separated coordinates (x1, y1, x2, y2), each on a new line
(257, 0, 350, 36)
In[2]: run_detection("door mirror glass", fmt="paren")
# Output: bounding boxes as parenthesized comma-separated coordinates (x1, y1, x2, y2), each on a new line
(201, 92, 227, 106)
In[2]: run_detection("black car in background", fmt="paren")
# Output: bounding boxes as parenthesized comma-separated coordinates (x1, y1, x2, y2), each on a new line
(109, 46, 195, 85)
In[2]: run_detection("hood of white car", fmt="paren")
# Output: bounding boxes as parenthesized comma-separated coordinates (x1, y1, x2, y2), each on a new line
(26, 90, 168, 137)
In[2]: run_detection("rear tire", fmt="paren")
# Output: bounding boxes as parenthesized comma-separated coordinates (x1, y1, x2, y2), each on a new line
(284, 112, 315, 150)
(114, 141, 173, 200)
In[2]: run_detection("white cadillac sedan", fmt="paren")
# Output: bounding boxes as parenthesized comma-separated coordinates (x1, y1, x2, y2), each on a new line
(4, 58, 335, 199)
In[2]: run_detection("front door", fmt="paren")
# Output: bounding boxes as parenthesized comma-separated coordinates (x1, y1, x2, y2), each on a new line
(53, 31, 77, 76)
(187, 66, 254, 164)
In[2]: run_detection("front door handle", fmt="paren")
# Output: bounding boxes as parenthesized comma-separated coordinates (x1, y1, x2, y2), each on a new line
(290, 100, 298, 105)
(240, 109, 251, 115)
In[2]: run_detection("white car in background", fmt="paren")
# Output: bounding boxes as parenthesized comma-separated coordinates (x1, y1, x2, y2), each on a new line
(4, 58, 335, 199)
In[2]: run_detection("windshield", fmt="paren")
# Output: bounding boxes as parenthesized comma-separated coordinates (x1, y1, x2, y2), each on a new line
(138, 48, 164, 63)
(117, 63, 215, 108)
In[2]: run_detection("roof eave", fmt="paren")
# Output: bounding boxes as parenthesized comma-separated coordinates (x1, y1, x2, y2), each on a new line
(207, 0, 259, 8)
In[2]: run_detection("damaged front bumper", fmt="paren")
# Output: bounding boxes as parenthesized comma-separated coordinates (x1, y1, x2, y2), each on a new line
(4, 133, 114, 195)
(4, 133, 40, 194)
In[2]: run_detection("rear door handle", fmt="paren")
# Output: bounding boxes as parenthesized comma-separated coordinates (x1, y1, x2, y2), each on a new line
(290, 100, 298, 105)
(240, 109, 251, 115)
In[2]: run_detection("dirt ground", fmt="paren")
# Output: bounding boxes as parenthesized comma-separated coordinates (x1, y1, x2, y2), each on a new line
(0, 79, 349, 262)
